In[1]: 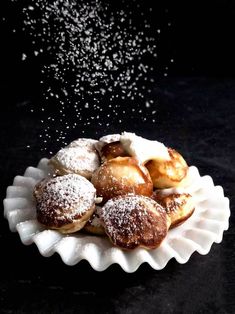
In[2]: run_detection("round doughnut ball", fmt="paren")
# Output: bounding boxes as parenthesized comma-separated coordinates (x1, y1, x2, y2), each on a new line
(49, 138, 100, 179)
(145, 148, 188, 189)
(91, 157, 153, 202)
(34, 174, 96, 233)
(152, 191, 195, 228)
(98, 194, 169, 250)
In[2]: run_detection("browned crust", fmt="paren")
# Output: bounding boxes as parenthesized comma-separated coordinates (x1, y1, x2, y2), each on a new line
(36, 203, 95, 229)
(83, 224, 106, 236)
(39, 205, 95, 234)
(91, 157, 153, 203)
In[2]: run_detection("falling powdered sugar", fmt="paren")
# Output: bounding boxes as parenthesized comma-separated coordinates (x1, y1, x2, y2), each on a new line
(12, 0, 173, 150)
(7, 0, 174, 152)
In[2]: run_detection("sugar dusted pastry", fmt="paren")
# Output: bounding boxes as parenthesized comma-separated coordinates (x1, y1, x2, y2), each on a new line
(91, 157, 153, 202)
(83, 206, 106, 236)
(34, 174, 96, 233)
(152, 190, 195, 228)
(146, 148, 188, 188)
(98, 194, 170, 250)
(49, 138, 100, 179)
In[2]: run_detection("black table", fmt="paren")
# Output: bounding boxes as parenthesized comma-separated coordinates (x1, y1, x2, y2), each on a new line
(0, 77, 234, 313)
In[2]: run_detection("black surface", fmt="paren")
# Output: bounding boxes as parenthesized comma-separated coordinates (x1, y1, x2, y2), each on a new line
(0, 77, 234, 314)
(1, 1, 235, 313)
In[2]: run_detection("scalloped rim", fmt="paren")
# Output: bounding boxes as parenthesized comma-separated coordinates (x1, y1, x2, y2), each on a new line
(3, 158, 230, 272)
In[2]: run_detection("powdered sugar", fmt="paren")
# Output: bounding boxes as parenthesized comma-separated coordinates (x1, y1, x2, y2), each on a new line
(12, 0, 173, 151)
(68, 138, 98, 148)
(99, 134, 121, 144)
(99, 194, 164, 240)
(90, 206, 103, 228)
(53, 138, 100, 177)
(56, 147, 97, 172)
(168, 196, 186, 213)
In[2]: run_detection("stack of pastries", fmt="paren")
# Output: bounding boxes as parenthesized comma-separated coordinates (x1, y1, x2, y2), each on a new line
(33, 132, 195, 250)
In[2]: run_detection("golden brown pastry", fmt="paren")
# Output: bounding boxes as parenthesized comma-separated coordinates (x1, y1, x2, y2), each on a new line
(83, 206, 106, 236)
(49, 138, 100, 179)
(152, 191, 195, 228)
(91, 157, 153, 203)
(98, 194, 170, 250)
(145, 148, 188, 189)
(95, 133, 121, 156)
(100, 141, 129, 162)
(34, 174, 96, 233)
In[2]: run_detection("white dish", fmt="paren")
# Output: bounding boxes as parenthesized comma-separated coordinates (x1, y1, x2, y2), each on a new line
(3, 158, 230, 272)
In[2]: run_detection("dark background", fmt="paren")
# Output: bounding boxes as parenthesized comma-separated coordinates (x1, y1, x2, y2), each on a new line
(0, 1, 235, 313)
(2, 0, 235, 105)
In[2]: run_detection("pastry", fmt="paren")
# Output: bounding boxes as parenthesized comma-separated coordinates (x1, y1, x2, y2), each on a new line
(91, 156, 153, 202)
(98, 194, 170, 250)
(33, 132, 194, 250)
(145, 148, 188, 188)
(152, 190, 195, 228)
(120, 132, 188, 188)
(83, 206, 106, 235)
(100, 141, 129, 162)
(33, 174, 96, 233)
(95, 133, 121, 156)
(49, 138, 100, 179)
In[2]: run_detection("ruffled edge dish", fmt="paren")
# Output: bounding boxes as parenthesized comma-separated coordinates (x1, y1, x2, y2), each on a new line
(3, 158, 230, 272)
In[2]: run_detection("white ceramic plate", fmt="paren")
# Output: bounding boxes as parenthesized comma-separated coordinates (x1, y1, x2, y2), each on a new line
(3, 158, 230, 272)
